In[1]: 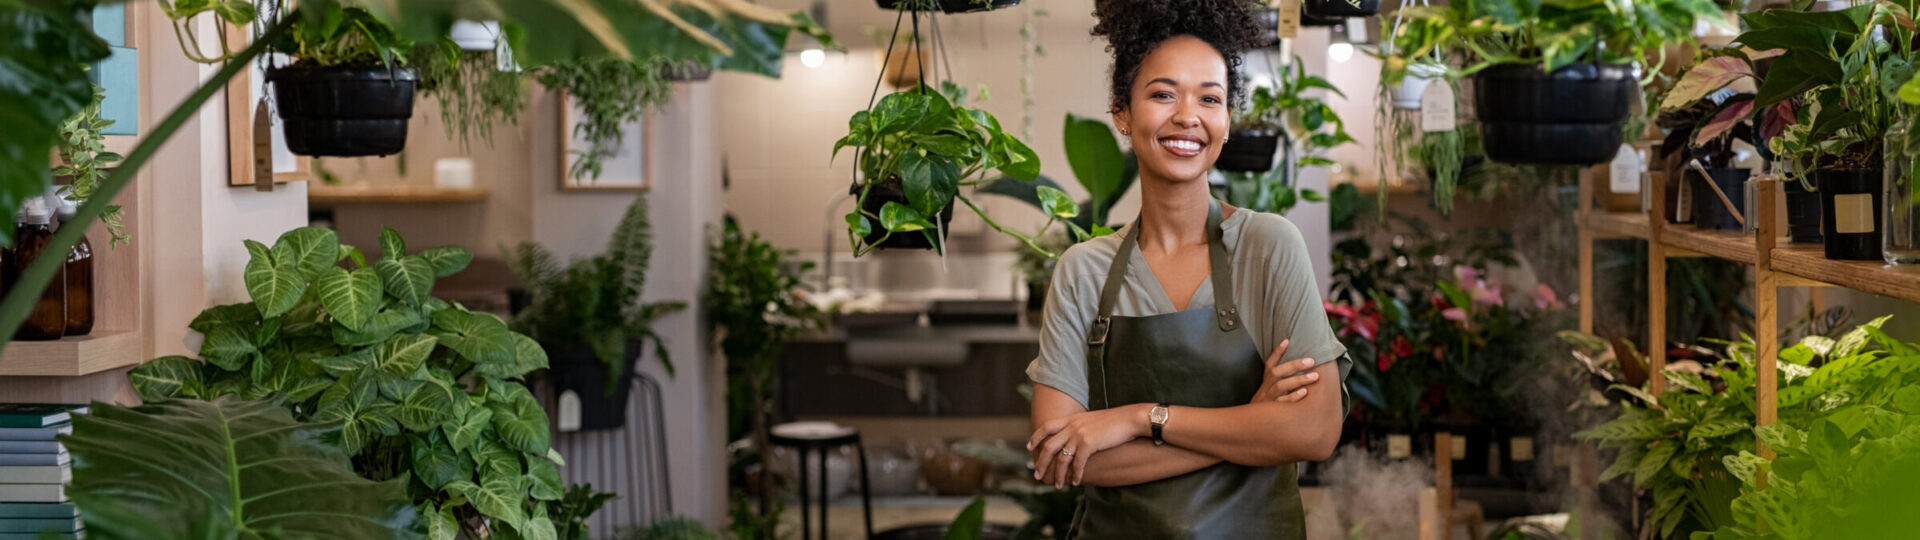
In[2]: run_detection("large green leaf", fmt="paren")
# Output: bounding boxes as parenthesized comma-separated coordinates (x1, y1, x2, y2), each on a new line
(445, 406, 494, 451)
(898, 151, 960, 218)
(528, 457, 564, 501)
(61, 398, 416, 539)
(450, 475, 529, 532)
(130, 356, 206, 401)
(200, 325, 260, 372)
(419, 245, 474, 277)
(432, 308, 517, 366)
(189, 302, 262, 334)
(243, 240, 309, 318)
(943, 497, 988, 540)
(316, 266, 384, 331)
(411, 429, 474, 490)
(376, 256, 435, 306)
(487, 384, 552, 455)
(334, 308, 427, 346)
(272, 227, 343, 280)
(376, 333, 438, 376)
(473, 334, 550, 379)
(1063, 113, 1125, 209)
(396, 378, 457, 431)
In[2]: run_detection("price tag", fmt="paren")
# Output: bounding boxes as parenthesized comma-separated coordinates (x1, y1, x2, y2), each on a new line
(1274, 0, 1299, 39)
(1421, 82, 1456, 133)
(1387, 434, 1412, 459)
(1609, 144, 1642, 194)
(252, 100, 274, 192)
(1451, 434, 1467, 460)
(1511, 437, 1535, 462)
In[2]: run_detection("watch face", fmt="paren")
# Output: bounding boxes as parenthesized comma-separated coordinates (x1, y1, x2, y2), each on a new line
(1150, 407, 1169, 424)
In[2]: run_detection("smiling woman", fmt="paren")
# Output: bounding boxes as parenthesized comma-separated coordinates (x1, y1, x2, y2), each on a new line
(1022, 0, 1353, 538)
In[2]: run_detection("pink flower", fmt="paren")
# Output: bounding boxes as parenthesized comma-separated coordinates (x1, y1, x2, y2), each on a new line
(1443, 307, 1469, 327)
(1469, 282, 1504, 307)
(1453, 266, 1482, 284)
(1532, 283, 1566, 310)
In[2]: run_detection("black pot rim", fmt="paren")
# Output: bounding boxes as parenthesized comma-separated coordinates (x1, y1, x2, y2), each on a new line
(266, 62, 419, 82)
(1475, 62, 1635, 82)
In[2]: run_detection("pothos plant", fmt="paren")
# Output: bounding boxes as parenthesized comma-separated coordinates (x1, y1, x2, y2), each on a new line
(129, 226, 567, 540)
(1743, 2, 1917, 180)
(1223, 58, 1353, 215)
(55, 82, 129, 246)
(1575, 316, 1903, 539)
(834, 81, 1051, 256)
(1381, 0, 1722, 83)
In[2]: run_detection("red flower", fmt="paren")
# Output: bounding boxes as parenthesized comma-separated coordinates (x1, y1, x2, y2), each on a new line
(1377, 351, 1395, 372)
(1391, 336, 1414, 358)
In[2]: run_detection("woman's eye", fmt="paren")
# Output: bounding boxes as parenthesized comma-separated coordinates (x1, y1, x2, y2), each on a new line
(1152, 92, 1174, 100)
(1203, 96, 1223, 105)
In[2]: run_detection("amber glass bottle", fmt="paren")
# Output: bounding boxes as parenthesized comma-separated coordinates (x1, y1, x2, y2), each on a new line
(59, 197, 93, 336)
(11, 198, 66, 340)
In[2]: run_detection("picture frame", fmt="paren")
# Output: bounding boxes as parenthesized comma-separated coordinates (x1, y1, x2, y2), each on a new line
(557, 90, 650, 192)
(225, 18, 310, 187)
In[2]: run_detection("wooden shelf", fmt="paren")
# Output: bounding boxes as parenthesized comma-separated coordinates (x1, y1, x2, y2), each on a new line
(308, 184, 490, 205)
(0, 330, 143, 377)
(1663, 226, 1760, 265)
(1577, 211, 1650, 239)
(1578, 209, 1920, 303)
(1771, 244, 1920, 302)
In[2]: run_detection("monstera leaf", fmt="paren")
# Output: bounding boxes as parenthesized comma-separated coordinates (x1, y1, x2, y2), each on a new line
(61, 398, 417, 540)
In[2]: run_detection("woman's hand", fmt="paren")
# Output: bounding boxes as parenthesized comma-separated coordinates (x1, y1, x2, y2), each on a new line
(1026, 404, 1149, 488)
(1252, 339, 1320, 404)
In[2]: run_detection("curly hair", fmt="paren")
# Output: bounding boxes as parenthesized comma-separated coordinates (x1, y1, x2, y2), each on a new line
(1090, 0, 1266, 113)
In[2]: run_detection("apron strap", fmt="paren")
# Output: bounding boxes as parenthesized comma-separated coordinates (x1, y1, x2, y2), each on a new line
(1089, 199, 1237, 344)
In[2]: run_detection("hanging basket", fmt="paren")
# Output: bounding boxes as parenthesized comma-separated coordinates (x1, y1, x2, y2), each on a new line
(269, 63, 417, 157)
(1217, 128, 1282, 173)
(1304, 0, 1381, 18)
(876, 0, 1021, 14)
(851, 180, 955, 250)
(663, 60, 712, 82)
(1472, 62, 1634, 166)
(1254, 8, 1283, 48)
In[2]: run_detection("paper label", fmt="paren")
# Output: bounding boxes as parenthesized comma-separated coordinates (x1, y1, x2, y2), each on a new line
(1609, 144, 1642, 194)
(1511, 437, 1535, 462)
(1676, 175, 1694, 223)
(1451, 435, 1467, 460)
(1421, 83, 1456, 133)
(1387, 434, 1411, 459)
(1836, 193, 1877, 233)
(1274, 0, 1299, 39)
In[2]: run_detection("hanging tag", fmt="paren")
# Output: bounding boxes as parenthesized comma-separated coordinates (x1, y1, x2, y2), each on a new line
(1609, 144, 1642, 195)
(1387, 434, 1412, 459)
(1451, 434, 1467, 460)
(1420, 82, 1455, 133)
(1511, 436, 1535, 462)
(1274, 0, 1300, 39)
(253, 100, 274, 192)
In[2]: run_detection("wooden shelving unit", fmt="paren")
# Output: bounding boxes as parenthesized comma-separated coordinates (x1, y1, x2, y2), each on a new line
(0, 331, 143, 377)
(308, 184, 490, 205)
(1574, 171, 1920, 459)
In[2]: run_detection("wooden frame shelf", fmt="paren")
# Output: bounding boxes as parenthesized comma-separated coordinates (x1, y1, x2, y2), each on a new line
(0, 330, 143, 377)
(308, 184, 490, 205)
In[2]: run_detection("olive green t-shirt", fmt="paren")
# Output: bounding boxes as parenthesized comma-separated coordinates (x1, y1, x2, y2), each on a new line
(1026, 209, 1351, 411)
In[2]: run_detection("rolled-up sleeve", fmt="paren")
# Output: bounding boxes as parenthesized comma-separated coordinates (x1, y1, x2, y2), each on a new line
(1026, 244, 1098, 410)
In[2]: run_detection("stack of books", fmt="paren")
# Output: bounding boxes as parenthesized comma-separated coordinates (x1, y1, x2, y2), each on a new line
(0, 404, 84, 540)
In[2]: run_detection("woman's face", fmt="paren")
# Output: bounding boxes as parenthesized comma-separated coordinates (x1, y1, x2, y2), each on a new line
(1113, 35, 1231, 185)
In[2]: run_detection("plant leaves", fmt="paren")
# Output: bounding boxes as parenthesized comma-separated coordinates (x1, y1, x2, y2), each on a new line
(426, 503, 457, 540)
(474, 334, 549, 379)
(62, 398, 415, 539)
(528, 457, 564, 501)
(878, 201, 935, 233)
(453, 475, 528, 532)
(1694, 100, 1755, 146)
(1036, 186, 1079, 219)
(272, 227, 342, 280)
(335, 308, 427, 347)
(396, 379, 456, 432)
(943, 496, 988, 540)
(189, 302, 261, 334)
(130, 356, 205, 401)
(898, 150, 959, 218)
(201, 325, 260, 372)
(487, 383, 552, 455)
(412, 430, 473, 490)
(432, 308, 517, 366)
(419, 245, 474, 277)
(315, 267, 383, 331)
(377, 334, 438, 376)
(379, 226, 406, 259)
(376, 256, 435, 306)
(244, 240, 309, 318)
(445, 405, 495, 452)
(1063, 113, 1124, 207)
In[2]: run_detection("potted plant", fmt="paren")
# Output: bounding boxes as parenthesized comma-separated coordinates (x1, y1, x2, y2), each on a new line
(1220, 59, 1354, 213)
(508, 195, 686, 431)
(978, 113, 1138, 243)
(834, 82, 1046, 255)
(1657, 52, 1817, 240)
(1655, 90, 1756, 232)
(1745, 4, 1910, 260)
(877, 0, 1022, 14)
(537, 57, 675, 183)
(709, 222, 819, 522)
(412, 37, 529, 149)
(1385, 0, 1724, 166)
(126, 226, 575, 539)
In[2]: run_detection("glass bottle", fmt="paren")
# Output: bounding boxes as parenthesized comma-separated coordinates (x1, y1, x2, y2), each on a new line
(1885, 125, 1920, 264)
(10, 197, 65, 340)
(57, 197, 92, 336)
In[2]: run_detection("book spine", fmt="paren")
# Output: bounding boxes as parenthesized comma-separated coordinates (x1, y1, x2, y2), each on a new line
(0, 503, 79, 519)
(0, 518, 81, 533)
(0, 467, 68, 484)
(0, 442, 58, 455)
(0, 430, 65, 442)
(0, 455, 63, 467)
(0, 484, 64, 503)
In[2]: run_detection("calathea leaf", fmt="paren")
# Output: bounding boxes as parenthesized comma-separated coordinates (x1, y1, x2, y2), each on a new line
(61, 398, 415, 539)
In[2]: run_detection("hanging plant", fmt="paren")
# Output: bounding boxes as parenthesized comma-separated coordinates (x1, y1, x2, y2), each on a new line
(536, 57, 672, 183)
(412, 39, 529, 150)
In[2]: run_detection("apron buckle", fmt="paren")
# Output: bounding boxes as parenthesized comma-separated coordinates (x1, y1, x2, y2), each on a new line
(1088, 316, 1112, 345)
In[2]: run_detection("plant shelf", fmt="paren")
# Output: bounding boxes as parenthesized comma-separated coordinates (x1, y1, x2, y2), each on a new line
(308, 185, 490, 205)
(0, 330, 143, 377)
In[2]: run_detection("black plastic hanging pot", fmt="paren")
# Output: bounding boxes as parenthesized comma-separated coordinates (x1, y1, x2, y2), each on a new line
(1785, 179, 1823, 244)
(1304, 0, 1381, 18)
(1217, 128, 1281, 173)
(1688, 167, 1749, 231)
(268, 63, 417, 157)
(544, 340, 641, 431)
(1473, 63, 1635, 166)
(1254, 8, 1282, 48)
(876, 0, 1020, 13)
(1817, 168, 1884, 261)
(852, 180, 955, 251)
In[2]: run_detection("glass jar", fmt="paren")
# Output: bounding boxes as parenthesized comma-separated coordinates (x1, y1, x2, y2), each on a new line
(1885, 126, 1920, 264)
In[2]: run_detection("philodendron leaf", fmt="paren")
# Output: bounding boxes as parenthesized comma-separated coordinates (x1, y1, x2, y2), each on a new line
(244, 239, 308, 318)
(445, 406, 494, 452)
(488, 384, 552, 455)
(62, 398, 416, 540)
(412, 430, 474, 490)
(528, 457, 564, 501)
(129, 356, 205, 401)
(396, 380, 457, 432)
(188, 302, 261, 334)
(200, 325, 259, 372)
(376, 256, 436, 306)
(451, 476, 529, 533)
(335, 308, 427, 347)
(420, 246, 474, 278)
(431, 308, 516, 366)
(473, 334, 549, 380)
(1036, 186, 1080, 219)
(316, 266, 383, 331)
(878, 202, 935, 233)
(272, 227, 342, 280)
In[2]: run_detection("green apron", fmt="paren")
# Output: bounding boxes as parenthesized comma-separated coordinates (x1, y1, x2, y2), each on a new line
(1068, 200, 1305, 539)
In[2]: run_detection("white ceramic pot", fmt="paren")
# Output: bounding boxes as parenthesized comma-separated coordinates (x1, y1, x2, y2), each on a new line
(449, 20, 501, 52)
(1391, 63, 1449, 110)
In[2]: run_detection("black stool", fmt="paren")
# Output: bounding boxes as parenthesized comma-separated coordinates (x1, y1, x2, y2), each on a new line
(770, 423, 873, 540)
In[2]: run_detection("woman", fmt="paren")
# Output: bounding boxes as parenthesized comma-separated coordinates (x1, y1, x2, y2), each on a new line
(1023, 1, 1352, 537)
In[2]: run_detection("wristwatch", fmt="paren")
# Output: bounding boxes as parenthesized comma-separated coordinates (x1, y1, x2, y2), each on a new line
(1149, 403, 1171, 446)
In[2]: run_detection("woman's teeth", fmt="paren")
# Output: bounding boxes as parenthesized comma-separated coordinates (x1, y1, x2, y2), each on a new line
(1160, 138, 1202, 155)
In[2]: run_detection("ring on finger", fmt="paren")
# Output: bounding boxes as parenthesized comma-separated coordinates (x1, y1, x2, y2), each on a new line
(1060, 448, 1075, 457)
